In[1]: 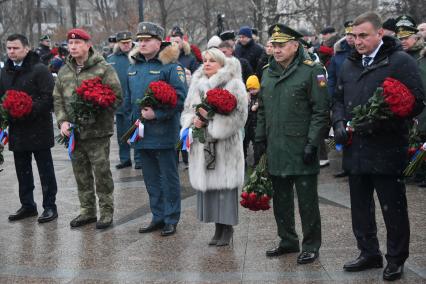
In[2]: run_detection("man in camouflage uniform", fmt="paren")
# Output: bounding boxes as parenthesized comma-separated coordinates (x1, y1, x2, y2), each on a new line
(255, 24, 329, 264)
(53, 28, 122, 229)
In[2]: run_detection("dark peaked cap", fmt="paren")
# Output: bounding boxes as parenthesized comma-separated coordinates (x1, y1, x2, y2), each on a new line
(268, 24, 303, 43)
(116, 31, 132, 42)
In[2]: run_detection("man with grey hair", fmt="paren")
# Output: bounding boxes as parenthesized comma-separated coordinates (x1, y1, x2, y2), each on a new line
(125, 22, 187, 236)
(332, 11, 425, 281)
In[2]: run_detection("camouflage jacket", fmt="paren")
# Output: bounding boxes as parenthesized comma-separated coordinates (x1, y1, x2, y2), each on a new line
(53, 48, 122, 140)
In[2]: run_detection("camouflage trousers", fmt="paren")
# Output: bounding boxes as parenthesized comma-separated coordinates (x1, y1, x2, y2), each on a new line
(71, 136, 114, 218)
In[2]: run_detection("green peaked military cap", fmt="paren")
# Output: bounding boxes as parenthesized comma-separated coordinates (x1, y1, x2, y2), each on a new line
(136, 22, 165, 40)
(396, 25, 419, 39)
(116, 31, 132, 42)
(344, 21, 354, 34)
(396, 15, 416, 28)
(268, 24, 303, 43)
(396, 15, 418, 39)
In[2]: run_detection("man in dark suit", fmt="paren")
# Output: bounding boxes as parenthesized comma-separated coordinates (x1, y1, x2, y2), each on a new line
(332, 12, 425, 281)
(0, 34, 58, 223)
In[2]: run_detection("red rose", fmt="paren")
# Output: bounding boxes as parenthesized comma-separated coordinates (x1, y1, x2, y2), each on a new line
(205, 89, 237, 114)
(381, 77, 414, 117)
(241, 191, 249, 199)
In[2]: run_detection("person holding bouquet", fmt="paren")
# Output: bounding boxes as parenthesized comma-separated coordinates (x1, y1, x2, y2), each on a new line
(53, 29, 122, 229)
(0, 34, 58, 223)
(126, 22, 187, 236)
(180, 48, 248, 246)
(332, 12, 425, 281)
(255, 24, 329, 264)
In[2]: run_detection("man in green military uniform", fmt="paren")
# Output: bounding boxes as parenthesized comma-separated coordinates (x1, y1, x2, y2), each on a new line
(255, 24, 329, 264)
(53, 28, 122, 229)
(396, 16, 424, 60)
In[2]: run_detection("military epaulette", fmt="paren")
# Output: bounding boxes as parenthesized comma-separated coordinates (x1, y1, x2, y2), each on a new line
(262, 64, 270, 70)
(303, 59, 315, 67)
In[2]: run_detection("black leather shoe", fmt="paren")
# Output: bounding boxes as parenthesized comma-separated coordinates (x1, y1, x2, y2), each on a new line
(138, 221, 165, 233)
(161, 224, 176, 236)
(8, 207, 38, 221)
(334, 171, 349, 178)
(266, 246, 300, 257)
(383, 263, 403, 281)
(134, 164, 142, 170)
(343, 255, 383, 272)
(70, 215, 97, 227)
(37, 208, 58, 223)
(116, 161, 132, 169)
(297, 251, 319, 264)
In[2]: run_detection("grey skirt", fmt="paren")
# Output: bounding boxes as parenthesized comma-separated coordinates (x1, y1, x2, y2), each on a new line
(197, 188, 239, 225)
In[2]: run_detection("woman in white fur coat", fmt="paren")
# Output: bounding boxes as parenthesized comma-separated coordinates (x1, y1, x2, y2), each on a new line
(181, 48, 248, 246)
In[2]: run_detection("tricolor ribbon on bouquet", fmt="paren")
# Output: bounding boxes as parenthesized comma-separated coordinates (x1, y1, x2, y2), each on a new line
(335, 121, 353, 151)
(67, 124, 75, 159)
(0, 128, 8, 146)
(129, 119, 144, 143)
(179, 127, 193, 151)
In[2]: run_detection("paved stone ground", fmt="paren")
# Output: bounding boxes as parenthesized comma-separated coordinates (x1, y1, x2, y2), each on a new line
(0, 127, 425, 283)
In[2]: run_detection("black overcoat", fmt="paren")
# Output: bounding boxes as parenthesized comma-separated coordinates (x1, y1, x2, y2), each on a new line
(332, 36, 425, 174)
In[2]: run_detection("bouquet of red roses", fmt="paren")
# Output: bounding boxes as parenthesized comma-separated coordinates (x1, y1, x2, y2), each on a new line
(351, 77, 415, 130)
(0, 90, 32, 167)
(192, 88, 237, 143)
(240, 155, 273, 211)
(56, 77, 116, 153)
(137, 80, 177, 109)
(121, 81, 177, 143)
(1, 90, 33, 119)
(73, 77, 116, 123)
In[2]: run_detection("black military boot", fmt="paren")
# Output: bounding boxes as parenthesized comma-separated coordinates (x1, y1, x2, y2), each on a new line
(208, 223, 223, 246)
(70, 215, 97, 228)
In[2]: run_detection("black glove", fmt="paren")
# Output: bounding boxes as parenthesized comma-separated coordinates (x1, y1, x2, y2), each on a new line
(254, 141, 267, 157)
(303, 144, 317, 165)
(334, 121, 348, 144)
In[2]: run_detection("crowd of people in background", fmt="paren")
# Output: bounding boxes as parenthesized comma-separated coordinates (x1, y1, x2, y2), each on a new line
(0, 10, 425, 282)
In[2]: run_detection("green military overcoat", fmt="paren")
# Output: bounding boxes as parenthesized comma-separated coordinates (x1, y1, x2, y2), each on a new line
(255, 46, 329, 176)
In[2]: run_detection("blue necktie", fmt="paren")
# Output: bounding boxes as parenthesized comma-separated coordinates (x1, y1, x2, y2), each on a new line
(363, 56, 372, 67)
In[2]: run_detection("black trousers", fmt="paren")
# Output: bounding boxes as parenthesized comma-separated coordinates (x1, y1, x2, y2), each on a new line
(13, 149, 58, 211)
(348, 174, 410, 265)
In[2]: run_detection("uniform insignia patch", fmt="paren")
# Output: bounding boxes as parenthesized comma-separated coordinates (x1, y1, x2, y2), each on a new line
(178, 72, 186, 83)
(176, 66, 184, 71)
(128, 71, 137, 76)
(303, 59, 314, 66)
(149, 70, 160, 74)
(316, 74, 327, 87)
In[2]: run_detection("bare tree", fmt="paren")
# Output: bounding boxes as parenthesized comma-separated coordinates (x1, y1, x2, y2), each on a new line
(69, 0, 77, 28)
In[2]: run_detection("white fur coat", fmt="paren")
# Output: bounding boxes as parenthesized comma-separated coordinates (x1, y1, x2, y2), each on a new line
(181, 57, 248, 192)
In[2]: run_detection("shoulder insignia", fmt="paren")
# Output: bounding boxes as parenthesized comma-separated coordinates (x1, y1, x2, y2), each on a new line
(262, 64, 269, 70)
(316, 74, 327, 88)
(303, 59, 315, 67)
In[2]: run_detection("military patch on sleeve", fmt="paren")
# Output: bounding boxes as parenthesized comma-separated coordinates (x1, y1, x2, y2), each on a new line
(316, 74, 327, 88)
(177, 66, 186, 83)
